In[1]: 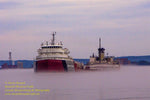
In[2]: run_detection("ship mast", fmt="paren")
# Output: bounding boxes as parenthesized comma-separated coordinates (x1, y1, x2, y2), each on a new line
(98, 38, 101, 63)
(51, 32, 56, 45)
(98, 38, 105, 63)
(99, 38, 101, 48)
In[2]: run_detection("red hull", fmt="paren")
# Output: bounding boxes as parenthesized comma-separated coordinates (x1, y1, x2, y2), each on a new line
(35, 60, 65, 72)
(35, 59, 80, 72)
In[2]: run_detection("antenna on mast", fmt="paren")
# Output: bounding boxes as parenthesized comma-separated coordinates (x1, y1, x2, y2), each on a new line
(51, 32, 56, 45)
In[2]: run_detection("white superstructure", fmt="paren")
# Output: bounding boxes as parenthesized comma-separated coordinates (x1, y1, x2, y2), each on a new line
(36, 32, 73, 61)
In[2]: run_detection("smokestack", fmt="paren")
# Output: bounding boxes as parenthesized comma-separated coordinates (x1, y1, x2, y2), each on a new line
(98, 38, 105, 63)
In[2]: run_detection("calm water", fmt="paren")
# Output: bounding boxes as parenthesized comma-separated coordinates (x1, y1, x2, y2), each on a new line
(0, 66, 150, 100)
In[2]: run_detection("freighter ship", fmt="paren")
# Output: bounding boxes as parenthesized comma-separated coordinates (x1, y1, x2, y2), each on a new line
(34, 32, 82, 72)
(86, 38, 120, 70)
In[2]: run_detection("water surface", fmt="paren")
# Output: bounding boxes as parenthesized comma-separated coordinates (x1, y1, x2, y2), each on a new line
(0, 66, 150, 100)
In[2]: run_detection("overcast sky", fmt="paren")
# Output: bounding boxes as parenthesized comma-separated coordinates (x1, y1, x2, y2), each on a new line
(0, 0, 150, 60)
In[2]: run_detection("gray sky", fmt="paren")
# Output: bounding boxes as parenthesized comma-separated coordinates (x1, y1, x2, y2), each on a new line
(0, 0, 150, 60)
